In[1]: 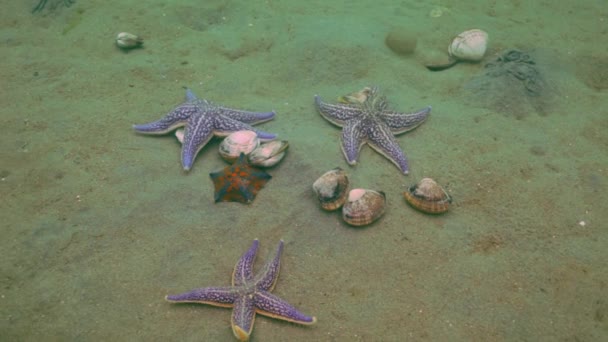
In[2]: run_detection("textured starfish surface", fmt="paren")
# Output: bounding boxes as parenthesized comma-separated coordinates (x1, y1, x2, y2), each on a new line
(133, 89, 276, 171)
(165, 240, 316, 341)
(209, 153, 271, 204)
(314, 86, 431, 174)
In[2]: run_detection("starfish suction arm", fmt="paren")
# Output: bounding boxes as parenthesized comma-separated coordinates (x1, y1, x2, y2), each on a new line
(365, 122, 410, 174)
(232, 295, 256, 341)
(180, 114, 215, 171)
(340, 119, 366, 165)
(186, 88, 276, 124)
(253, 240, 284, 292)
(315, 95, 363, 127)
(165, 286, 239, 307)
(380, 106, 431, 134)
(219, 107, 276, 124)
(254, 291, 317, 325)
(132, 104, 200, 134)
(233, 239, 259, 287)
(213, 116, 277, 141)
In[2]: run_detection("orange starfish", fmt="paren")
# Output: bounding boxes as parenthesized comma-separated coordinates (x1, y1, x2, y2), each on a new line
(209, 153, 271, 203)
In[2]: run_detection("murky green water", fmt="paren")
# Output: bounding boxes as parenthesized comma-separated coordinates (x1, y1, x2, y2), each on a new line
(1, 1, 606, 341)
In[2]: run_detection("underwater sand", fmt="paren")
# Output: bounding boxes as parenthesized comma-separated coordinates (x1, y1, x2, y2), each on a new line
(1, 0, 607, 341)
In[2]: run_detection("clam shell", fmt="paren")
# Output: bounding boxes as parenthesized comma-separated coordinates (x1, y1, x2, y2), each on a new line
(312, 168, 349, 211)
(116, 32, 144, 49)
(175, 129, 185, 143)
(248, 140, 289, 167)
(448, 29, 488, 62)
(218, 130, 260, 163)
(338, 87, 372, 104)
(403, 178, 452, 214)
(342, 189, 386, 226)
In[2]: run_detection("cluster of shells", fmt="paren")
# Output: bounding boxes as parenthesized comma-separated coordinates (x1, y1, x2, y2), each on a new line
(175, 129, 288, 167)
(312, 169, 452, 226)
(312, 168, 386, 227)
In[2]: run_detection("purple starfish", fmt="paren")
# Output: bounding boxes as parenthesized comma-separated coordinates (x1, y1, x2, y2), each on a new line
(165, 240, 316, 341)
(133, 89, 277, 171)
(314, 86, 431, 174)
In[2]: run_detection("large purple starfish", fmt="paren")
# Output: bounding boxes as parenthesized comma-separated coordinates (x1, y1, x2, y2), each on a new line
(314, 86, 431, 174)
(165, 240, 316, 341)
(133, 89, 276, 171)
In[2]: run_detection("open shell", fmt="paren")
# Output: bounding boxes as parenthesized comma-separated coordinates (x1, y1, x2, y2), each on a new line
(338, 87, 373, 104)
(403, 178, 452, 214)
(312, 168, 349, 211)
(342, 189, 386, 226)
(218, 130, 260, 163)
(248, 140, 289, 167)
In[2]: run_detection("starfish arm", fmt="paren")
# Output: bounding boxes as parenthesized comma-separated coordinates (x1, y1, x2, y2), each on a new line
(213, 116, 277, 141)
(254, 291, 317, 325)
(380, 106, 431, 134)
(314, 95, 362, 127)
(186, 88, 275, 124)
(232, 239, 259, 287)
(231, 294, 256, 341)
(365, 122, 410, 174)
(340, 119, 366, 165)
(132, 104, 199, 134)
(165, 286, 239, 307)
(253, 240, 284, 292)
(220, 107, 276, 124)
(180, 113, 215, 171)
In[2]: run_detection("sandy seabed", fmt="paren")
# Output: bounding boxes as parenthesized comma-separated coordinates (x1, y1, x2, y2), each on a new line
(1, 1, 607, 341)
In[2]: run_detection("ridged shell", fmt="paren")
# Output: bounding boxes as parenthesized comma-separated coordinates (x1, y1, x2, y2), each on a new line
(218, 130, 260, 163)
(403, 178, 452, 214)
(342, 189, 386, 226)
(312, 168, 349, 211)
(248, 140, 289, 167)
(448, 29, 488, 62)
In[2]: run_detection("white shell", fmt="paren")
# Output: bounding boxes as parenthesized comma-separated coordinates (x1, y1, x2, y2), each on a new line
(448, 29, 488, 62)
(116, 32, 143, 49)
(248, 140, 289, 167)
(175, 129, 185, 143)
(218, 130, 260, 163)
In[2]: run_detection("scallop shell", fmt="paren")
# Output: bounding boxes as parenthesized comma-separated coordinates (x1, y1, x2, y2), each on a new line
(312, 168, 349, 211)
(248, 140, 289, 167)
(403, 178, 452, 214)
(218, 130, 260, 163)
(342, 189, 386, 226)
(448, 29, 488, 62)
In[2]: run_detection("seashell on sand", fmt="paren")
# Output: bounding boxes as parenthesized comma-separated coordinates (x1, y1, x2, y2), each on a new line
(116, 32, 143, 49)
(403, 178, 452, 214)
(342, 188, 386, 226)
(338, 87, 373, 105)
(218, 130, 260, 163)
(312, 168, 349, 211)
(248, 140, 289, 167)
(426, 29, 488, 71)
(448, 29, 488, 62)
